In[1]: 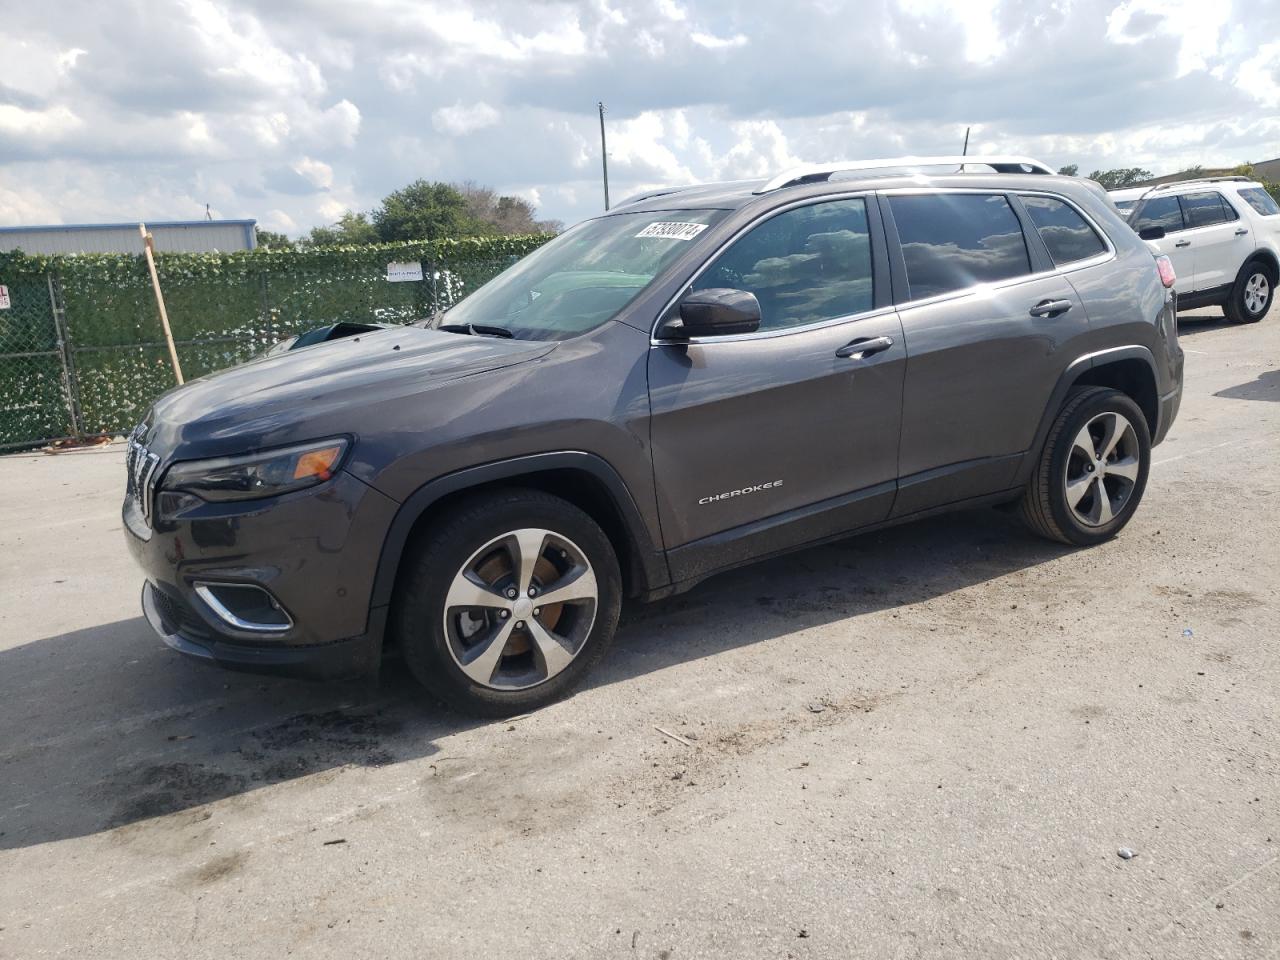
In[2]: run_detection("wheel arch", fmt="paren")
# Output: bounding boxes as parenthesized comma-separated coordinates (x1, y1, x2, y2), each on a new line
(369, 452, 668, 618)
(1014, 346, 1160, 487)
(1244, 247, 1279, 281)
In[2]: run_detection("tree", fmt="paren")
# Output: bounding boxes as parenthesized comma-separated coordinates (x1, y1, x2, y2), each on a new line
(301, 180, 561, 248)
(372, 180, 483, 243)
(254, 228, 292, 249)
(1088, 167, 1154, 189)
(1057, 164, 1078, 177)
(458, 181, 563, 235)
(306, 211, 378, 246)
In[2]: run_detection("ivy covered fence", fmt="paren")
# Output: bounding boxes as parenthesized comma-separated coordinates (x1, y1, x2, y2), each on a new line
(0, 234, 552, 449)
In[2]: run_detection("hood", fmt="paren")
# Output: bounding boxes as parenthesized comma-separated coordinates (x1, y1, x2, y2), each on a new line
(145, 326, 554, 455)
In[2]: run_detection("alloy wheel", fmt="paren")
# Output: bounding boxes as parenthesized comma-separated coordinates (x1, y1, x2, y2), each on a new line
(1063, 410, 1141, 527)
(442, 528, 598, 690)
(1245, 272, 1270, 315)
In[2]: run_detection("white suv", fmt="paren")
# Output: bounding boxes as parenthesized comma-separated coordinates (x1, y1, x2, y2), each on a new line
(1111, 177, 1279, 323)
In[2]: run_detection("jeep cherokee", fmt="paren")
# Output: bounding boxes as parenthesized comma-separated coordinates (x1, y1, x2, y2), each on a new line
(124, 155, 1184, 716)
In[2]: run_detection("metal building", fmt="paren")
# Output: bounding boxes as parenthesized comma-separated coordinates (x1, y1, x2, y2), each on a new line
(0, 219, 257, 255)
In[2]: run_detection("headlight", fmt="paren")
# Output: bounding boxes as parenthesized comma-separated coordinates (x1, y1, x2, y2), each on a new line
(161, 439, 348, 503)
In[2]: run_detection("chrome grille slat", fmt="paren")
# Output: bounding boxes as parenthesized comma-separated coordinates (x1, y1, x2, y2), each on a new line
(126, 423, 161, 526)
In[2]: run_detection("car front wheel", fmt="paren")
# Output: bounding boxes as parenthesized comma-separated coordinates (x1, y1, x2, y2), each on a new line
(1019, 386, 1152, 546)
(393, 489, 622, 717)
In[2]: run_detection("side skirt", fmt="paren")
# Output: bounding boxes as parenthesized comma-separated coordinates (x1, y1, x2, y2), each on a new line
(655, 483, 1021, 600)
(1175, 283, 1231, 311)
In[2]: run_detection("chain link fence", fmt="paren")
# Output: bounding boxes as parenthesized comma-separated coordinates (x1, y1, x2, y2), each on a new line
(0, 236, 550, 450)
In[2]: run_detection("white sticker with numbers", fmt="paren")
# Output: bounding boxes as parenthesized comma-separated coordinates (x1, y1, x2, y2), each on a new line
(635, 221, 709, 241)
(0, 284, 9, 310)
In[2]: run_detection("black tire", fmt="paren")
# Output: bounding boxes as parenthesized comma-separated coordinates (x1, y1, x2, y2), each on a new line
(392, 488, 622, 717)
(1018, 386, 1151, 546)
(1223, 258, 1275, 324)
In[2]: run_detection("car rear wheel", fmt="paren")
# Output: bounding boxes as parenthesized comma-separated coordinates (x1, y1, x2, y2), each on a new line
(393, 489, 622, 717)
(1224, 259, 1275, 324)
(1019, 386, 1151, 546)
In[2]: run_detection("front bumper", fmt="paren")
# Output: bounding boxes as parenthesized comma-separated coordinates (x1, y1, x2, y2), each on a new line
(142, 581, 382, 679)
(125, 468, 399, 679)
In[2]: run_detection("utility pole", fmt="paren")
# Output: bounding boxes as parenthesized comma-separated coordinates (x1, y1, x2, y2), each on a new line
(961, 126, 970, 156)
(598, 101, 610, 211)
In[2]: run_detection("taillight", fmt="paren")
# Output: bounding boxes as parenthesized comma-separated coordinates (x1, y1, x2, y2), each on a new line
(1155, 254, 1176, 288)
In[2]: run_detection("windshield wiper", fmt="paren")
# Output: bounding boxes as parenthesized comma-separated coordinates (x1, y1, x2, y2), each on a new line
(437, 322, 515, 339)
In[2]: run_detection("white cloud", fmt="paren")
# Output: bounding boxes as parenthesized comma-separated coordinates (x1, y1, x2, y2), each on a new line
(656, 0, 687, 22)
(1106, 0, 1231, 76)
(897, 0, 1004, 63)
(0, 104, 81, 139)
(261, 208, 299, 232)
(691, 31, 748, 50)
(1237, 41, 1280, 109)
(293, 156, 334, 189)
(0, 0, 1276, 235)
(432, 101, 501, 136)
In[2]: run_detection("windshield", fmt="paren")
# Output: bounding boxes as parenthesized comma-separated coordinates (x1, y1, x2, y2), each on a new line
(434, 208, 726, 340)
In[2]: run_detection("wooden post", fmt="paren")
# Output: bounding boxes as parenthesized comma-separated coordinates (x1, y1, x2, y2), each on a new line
(139, 222, 184, 385)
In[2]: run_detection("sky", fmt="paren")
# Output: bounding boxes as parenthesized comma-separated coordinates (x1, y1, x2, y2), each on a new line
(0, 0, 1277, 236)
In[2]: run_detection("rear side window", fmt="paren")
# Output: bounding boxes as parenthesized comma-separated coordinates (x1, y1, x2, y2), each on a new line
(888, 193, 1031, 300)
(1132, 196, 1184, 234)
(1020, 195, 1107, 265)
(1181, 192, 1235, 228)
(1238, 187, 1280, 216)
(693, 198, 873, 331)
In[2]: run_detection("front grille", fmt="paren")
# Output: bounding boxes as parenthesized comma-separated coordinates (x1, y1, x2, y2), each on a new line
(124, 424, 161, 526)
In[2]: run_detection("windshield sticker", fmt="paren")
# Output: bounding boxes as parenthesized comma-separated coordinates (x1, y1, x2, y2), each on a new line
(635, 221, 710, 241)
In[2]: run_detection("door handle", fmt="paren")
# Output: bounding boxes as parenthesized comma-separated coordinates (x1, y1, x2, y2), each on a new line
(1175, 239, 1191, 248)
(1235, 228, 1249, 236)
(835, 335, 894, 359)
(1029, 299, 1073, 318)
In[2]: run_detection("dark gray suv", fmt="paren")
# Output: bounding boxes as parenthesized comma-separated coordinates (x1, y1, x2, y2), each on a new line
(124, 155, 1184, 716)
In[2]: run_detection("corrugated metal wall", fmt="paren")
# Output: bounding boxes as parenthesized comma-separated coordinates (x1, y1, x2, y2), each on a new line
(0, 220, 256, 255)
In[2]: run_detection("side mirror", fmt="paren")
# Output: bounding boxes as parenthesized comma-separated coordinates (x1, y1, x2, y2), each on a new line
(666, 288, 761, 339)
(1138, 226, 1166, 241)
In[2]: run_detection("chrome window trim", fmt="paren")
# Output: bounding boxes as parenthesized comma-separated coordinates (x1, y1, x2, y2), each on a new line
(194, 582, 294, 633)
(649, 190, 878, 345)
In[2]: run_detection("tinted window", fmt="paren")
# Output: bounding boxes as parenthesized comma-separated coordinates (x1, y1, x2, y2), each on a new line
(693, 198, 873, 331)
(1239, 187, 1280, 216)
(888, 193, 1031, 299)
(1132, 196, 1184, 234)
(1181, 192, 1232, 228)
(1021, 195, 1107, 264)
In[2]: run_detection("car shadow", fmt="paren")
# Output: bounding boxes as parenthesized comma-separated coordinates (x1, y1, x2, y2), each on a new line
(1214, 369, 1280, 403)
(0, 507, 1069, 851)
(1174, 310, 1230, 335)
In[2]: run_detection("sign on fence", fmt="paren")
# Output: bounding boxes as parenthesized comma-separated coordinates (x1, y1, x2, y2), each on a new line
(386, 261, 424, 283)
(0, 284, 10, 309)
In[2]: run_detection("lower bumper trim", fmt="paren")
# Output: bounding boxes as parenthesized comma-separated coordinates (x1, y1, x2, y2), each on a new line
(142, 582, 379, 680)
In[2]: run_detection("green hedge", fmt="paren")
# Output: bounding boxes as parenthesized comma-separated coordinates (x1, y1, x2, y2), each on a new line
(0, 235, 553, 447)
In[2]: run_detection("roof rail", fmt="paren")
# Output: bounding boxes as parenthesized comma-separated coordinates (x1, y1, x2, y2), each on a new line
(754, 155, 1055, 193)
(617, 179, 758, 208)
(1148, 175, 1253, 192)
